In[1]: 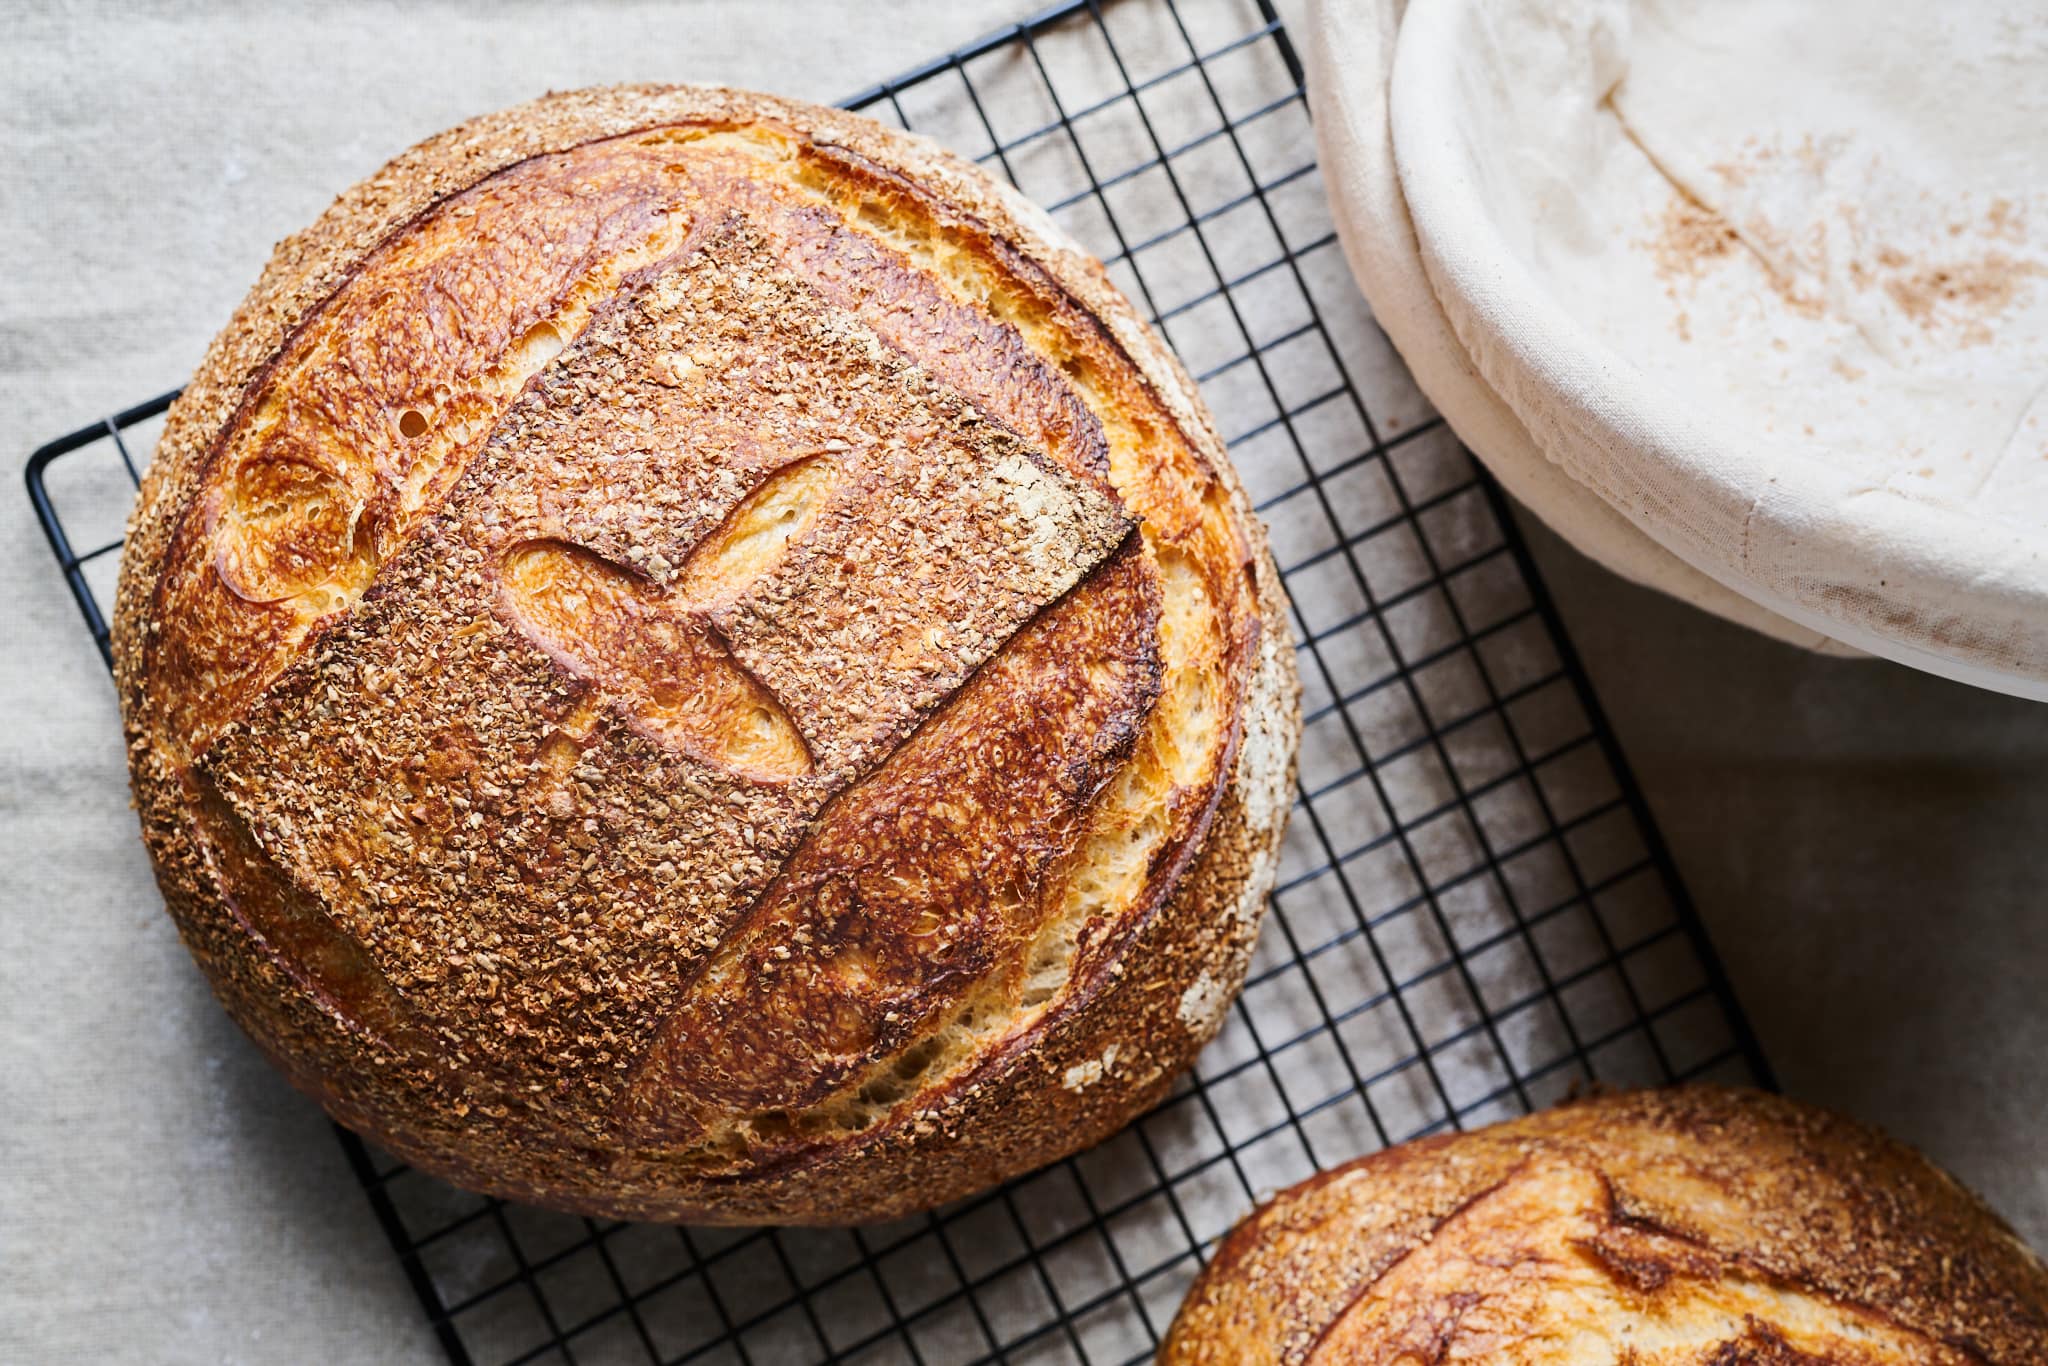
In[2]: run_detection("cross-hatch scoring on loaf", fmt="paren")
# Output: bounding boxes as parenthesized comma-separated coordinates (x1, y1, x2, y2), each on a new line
(197, 208, 1143, 1139)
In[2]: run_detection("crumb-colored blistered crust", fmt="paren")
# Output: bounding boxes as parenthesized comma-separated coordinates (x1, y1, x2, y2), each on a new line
(1161, 1087, 2048, 1366)
(112, 85, 1300, 1221)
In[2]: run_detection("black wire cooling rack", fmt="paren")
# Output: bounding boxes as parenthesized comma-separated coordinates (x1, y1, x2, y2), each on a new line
(26, 1, 1774, 1362)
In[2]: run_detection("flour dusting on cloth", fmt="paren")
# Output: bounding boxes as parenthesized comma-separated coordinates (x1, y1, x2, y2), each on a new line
(1604, 0, 2048, 518)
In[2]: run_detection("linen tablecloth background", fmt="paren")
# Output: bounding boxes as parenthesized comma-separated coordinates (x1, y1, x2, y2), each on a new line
(3, 2, 2043, 1360)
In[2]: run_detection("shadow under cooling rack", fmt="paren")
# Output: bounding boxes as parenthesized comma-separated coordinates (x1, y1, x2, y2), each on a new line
(25, 1, 1771, 1363)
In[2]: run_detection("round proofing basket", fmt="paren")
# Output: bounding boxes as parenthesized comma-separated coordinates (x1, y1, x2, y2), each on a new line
(1302, 0, 1845, 655)
(1383, 0, 2048, 700)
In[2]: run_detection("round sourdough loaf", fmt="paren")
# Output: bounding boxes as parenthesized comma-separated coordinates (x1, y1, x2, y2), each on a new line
(113, 86, 1299, 1223)
(1163, 1087, 2048, 1364)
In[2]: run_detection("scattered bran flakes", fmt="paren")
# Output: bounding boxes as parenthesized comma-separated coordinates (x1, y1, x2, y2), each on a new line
(1646, 193, 1738, 283)
(1881, 250, 2042, 347)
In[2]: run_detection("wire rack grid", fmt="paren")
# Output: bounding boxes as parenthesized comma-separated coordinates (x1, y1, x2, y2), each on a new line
(25, 1, 1773, 1362)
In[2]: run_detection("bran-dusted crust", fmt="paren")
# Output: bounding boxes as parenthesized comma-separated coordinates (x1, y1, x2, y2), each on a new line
(1162, 1087, 2048, 1365)
(112, 86, 1300, 1222)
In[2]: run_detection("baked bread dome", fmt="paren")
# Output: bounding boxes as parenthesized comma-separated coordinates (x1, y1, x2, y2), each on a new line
(1163, 1087, 2048, 1364)
(112, 86, 1299, 1223)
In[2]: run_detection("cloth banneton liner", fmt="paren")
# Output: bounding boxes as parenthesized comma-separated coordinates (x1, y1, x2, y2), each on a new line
(1301, 0, 1839, 655)
(1310, 0, 2048, 698)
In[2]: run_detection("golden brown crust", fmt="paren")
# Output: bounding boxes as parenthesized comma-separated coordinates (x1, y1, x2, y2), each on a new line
(1161, 1087, 2048, 1365)
(621, 538, 1163, 1127)
(113, 86, 1300, 1221)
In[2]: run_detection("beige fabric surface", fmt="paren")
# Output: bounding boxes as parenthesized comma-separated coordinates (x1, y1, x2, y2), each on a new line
(2, 2, 2043, 1362)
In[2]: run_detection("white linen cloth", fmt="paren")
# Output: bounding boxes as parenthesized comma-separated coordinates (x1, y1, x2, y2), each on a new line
(1302, 0, 1842, 655)
(1308, 0, 2048, 696)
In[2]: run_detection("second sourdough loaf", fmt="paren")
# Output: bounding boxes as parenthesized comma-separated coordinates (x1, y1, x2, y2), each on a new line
(1164, 1087, 2048, 1364)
